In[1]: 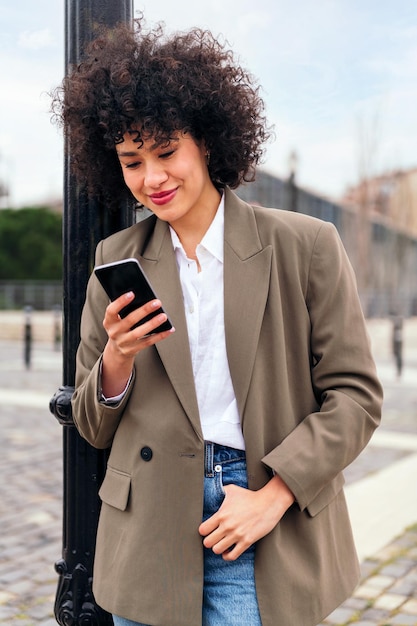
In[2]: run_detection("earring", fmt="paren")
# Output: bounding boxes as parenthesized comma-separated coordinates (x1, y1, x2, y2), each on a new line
(206, 151, 211, 165)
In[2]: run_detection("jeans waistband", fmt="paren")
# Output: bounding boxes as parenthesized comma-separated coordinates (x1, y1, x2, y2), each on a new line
(204, 441, 246, 477)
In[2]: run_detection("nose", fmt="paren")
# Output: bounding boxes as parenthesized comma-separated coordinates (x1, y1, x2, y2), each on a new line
(144, 161, 169, 188)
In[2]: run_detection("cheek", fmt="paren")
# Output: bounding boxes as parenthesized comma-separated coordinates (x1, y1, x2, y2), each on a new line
(123, 171, 142, 193)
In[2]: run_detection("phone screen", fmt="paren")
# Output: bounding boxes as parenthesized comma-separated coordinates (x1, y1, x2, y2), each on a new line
(94, 258, 172, 333)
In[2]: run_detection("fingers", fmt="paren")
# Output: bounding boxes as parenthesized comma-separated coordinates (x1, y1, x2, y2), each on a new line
(108, 290, 136, 316)
(198, 481, 287, 561)
(199, 489, 251, 560)
(105, 292, 157, 326)
(103, 292, 174, 354)
(200, 518, 249, 560)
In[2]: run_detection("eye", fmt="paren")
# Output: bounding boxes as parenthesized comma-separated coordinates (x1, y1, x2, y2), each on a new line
(124, 161, 141, 170)
(159, 150, 175, 159)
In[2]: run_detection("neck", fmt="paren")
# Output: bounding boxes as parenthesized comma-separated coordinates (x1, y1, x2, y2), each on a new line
(170, 186, 221, 259)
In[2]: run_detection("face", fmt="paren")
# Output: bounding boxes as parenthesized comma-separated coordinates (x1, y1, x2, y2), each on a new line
(116, 130, 220, 231)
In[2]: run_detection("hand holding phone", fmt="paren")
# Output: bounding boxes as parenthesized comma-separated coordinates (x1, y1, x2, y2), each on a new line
(94, 258, 173, 334)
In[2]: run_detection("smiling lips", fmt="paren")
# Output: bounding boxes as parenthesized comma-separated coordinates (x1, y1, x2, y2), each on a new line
(149, 188, 178, 205)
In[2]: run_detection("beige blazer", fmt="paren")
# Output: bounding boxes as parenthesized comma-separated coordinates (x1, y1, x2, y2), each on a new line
(72, 188, 382, 626)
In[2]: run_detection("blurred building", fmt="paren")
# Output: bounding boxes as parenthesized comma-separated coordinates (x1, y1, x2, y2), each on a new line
(342, 167, 417, 238)
(237, 168, 417, 317)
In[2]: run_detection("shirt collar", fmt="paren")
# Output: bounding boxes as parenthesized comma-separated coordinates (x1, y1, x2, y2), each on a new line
(169, 192, 224, 263)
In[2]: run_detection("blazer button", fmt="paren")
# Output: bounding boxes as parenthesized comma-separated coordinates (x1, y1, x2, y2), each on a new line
(140, 446, 153, 462)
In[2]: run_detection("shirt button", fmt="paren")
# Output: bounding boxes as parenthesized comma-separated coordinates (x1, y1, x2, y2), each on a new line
(189, 305, 194, 314)
(140, 446, 153, 462)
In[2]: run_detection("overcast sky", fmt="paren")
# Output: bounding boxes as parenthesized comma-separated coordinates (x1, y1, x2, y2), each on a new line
(1, 0, 417, 207)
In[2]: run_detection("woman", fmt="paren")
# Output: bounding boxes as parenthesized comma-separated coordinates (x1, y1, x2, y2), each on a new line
(53, 18, 383, 626)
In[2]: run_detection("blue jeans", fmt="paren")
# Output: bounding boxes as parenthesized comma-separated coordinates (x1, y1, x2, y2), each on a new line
(202, 442, 262, 625)
(113, 442, 262, 626)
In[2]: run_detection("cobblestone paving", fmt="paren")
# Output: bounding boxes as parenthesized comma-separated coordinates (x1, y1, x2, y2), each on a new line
(0, 343, 62, 625)
(0, 317, 416, 625)
(320, 526, 417, 626)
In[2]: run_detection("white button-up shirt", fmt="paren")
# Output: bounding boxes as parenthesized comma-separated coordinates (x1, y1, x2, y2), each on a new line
(170, 196, 245, 449)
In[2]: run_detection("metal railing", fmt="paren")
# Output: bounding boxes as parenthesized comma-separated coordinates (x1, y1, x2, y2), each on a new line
(0, 281, 62, 311)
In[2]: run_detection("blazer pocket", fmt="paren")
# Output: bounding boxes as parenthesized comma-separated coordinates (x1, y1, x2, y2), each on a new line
(99, 466, 131, 511)
(306, 473, 345, 517)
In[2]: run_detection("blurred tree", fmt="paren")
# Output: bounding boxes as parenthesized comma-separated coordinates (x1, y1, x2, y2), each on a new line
(0, 207, 62, 280)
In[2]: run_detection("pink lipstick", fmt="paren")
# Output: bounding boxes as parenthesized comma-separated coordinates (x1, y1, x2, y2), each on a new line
(149, 188, 177, 206)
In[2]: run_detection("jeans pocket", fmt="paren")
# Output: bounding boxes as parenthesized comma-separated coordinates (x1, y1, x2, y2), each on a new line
(221, 460, 248, 490)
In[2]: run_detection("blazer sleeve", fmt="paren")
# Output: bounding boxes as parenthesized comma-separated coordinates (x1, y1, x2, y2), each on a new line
(262, 221, 383, 511)
(71, 240, 136, 449)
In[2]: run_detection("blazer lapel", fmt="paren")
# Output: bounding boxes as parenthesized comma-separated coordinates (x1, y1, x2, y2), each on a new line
(139, 220, 202, 439)
(223, 189, 272, 421)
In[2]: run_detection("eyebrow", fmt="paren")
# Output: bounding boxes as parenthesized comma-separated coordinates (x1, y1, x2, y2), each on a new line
(116, 150, 139, 157)
(116, 141, 172, 157)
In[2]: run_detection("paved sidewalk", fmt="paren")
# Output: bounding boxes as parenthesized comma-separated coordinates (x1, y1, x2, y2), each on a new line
(321, 318, 417, 626)
(0, 317, 416, 625)
(0, 341, 62, 625)
(320, 526, 417, 625)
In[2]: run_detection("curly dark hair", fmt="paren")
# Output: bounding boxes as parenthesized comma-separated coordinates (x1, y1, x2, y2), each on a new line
(51, 18, 272, 210)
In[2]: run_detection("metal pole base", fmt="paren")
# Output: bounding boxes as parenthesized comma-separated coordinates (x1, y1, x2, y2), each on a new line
(54, 560, 113, 626)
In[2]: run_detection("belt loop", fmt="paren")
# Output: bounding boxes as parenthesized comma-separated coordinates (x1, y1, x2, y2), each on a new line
(204, 442, 214, 477)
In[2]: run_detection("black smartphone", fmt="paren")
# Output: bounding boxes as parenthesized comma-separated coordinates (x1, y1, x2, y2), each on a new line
(94, 258, 173, 333)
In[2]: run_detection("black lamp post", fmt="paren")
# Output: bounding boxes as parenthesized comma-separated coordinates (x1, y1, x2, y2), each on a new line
(50, 2, 133, 624)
